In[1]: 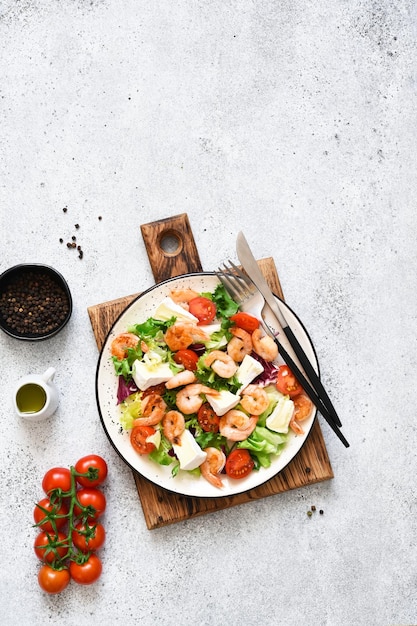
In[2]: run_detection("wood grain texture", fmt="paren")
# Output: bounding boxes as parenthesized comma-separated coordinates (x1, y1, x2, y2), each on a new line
(140, 213, 203, 282)
(88, 254, 333, 529)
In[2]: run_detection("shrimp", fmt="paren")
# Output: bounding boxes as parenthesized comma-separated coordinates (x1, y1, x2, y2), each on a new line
(204, 350, 238, 378)
(133, 393, 167, 426)
(289, 414, 304, 435)
(162, 410, 185, 445)
(219, 409, 258, 441)
(289, 394, 312, 435)
(176, 383, 219, 415)
(169, 288, 199, 305)
(251, 328, 278, 362)
(165, 370, 197, 389)
(200, 447, 226, 488)
(227, 327, 253, 363)
(240, 384, 269, 415)
(110, 332, 139, 360)
(164, 322, 209, 351)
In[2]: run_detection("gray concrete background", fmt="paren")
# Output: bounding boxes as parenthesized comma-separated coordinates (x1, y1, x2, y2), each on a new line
(0, 1, 416, 625)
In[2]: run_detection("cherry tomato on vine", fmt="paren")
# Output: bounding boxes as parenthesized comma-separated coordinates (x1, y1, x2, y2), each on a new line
(225, 449, 254, 479)
(73, 488, 106, 521)
(42, 467, 72, 496)
(188, 297, 216, 325)
(276, 365, 303, 398)
(173, 349, 199, 371)
(69, 553, 103, 585)
(34, 530, 68, 564)
(72, 521, 106, 552)
(33, 497, 69, 532)
(230, 312, 260, 333)
(38, 564, 70, 594)
(197, 403, 220, 433)
(130, 424, 157, 455)
(74, 455, 108, 488)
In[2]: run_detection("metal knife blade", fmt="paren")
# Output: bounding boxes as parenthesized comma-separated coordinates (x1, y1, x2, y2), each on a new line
(236, 231, 288, 329)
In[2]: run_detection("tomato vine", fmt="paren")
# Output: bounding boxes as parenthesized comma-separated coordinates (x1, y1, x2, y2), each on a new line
(33, 455, 107, 593)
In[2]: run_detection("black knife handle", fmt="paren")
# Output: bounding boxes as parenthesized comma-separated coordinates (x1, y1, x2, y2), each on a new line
(283, 325, 342, 428)
(274, 338, 349, 448)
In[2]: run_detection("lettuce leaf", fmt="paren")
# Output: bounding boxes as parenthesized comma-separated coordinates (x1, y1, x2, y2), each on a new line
(211, 284, 239, 319)
(237, 425, 288, 468)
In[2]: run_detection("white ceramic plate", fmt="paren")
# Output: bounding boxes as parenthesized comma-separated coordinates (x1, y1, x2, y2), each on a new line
(95, 273, 318, 498)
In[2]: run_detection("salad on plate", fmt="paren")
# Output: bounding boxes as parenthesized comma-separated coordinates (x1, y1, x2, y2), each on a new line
(108, 282, 314, 490)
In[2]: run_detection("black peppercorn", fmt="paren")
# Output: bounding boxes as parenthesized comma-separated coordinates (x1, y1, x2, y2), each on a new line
(0, 271, 70, 336)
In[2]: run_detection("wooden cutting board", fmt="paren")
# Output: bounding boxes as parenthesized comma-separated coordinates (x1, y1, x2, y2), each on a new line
(88, 214, 333, 529)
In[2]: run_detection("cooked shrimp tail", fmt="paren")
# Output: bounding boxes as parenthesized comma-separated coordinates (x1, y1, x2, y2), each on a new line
(200, 447, 226, 488)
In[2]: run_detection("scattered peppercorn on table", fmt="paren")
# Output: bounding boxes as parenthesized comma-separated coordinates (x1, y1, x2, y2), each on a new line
(0, 3, 416, 626)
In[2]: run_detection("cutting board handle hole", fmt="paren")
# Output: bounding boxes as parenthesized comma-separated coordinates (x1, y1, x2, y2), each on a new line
(158, 229, 183, 257)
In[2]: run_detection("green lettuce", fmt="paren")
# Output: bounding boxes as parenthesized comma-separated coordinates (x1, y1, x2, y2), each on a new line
(237, 426, 288, 468)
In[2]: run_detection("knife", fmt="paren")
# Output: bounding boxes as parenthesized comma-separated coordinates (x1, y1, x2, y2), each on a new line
(236, 230, 344, 433)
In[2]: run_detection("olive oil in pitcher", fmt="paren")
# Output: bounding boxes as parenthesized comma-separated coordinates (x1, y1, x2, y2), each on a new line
(16, 384, 47, 414)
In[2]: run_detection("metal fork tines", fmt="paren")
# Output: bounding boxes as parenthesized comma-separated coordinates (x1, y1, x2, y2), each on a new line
(216, 261, 349, 448)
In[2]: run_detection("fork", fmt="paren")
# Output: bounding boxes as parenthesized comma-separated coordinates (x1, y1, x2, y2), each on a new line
(216, 261, 349, 448)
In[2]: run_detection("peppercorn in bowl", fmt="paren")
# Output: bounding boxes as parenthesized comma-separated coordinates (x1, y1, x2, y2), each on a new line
(0, 264, 72, 340)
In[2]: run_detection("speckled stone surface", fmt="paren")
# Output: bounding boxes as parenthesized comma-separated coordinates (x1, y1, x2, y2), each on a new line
(1, 1, 416, 625)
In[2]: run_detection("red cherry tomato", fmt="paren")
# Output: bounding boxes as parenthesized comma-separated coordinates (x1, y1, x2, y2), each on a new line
(276, 365, 303, 398)
(72, 521, 106, 552)
(42, 467, 72, 496)
(69, 553, 102, 585)
(34, 531, 68, 564)
(188, 297, 216, 325)
(38, 564, 70, 594)
(173, 349, 199, 371)
(230, 312, 259, 333)
(197, 403, 220, 433)
(33, 497, 69, 532)
(74, 455, 108, 488)
(73, 488, 106, 521)
(225, 449, 254, 479)
(130, 425, 157, 455)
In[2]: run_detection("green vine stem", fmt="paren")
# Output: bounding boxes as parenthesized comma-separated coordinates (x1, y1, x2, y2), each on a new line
(34, 466, 101, 569)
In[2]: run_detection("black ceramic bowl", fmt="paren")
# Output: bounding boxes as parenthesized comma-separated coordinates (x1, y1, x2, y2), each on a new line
(0, 264, 72, 340)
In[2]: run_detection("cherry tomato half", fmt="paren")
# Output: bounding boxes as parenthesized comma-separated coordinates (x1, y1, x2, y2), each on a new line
(42, 467, 72, 496)
(230, 312, 259, 333)
(34, 531, 68, 564)
(33, 497, 69, 532)
(69, 553, 102, 585)
(130, 425, 157, 455)
(173, 349, 199, 371)
(72, 521, 106, 553)
(225, 449, 254, 479)
(38, 564, 70, 594)
(75, 455, 108, 488)
(276, 365, 303, 398)
(293, 393, 313, 421)
(197, 403, 220, 433)
(73, 488, 106, 521)
(188, 297, 216, 325)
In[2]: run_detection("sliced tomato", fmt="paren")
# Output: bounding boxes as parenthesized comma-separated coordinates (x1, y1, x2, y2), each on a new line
(230, 312, 259, 333)
(130, 424, 157, 454)
(188, 297, 216, 325)
(225, 449, 254, 479)
(293, 393, 313, 421)
(173, 349, 199, 371)
(197, 403, 220, 433)
(276, 365, 303, 398)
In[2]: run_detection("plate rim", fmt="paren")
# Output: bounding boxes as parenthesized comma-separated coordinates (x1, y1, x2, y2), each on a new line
(95, 271, 319, 498)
